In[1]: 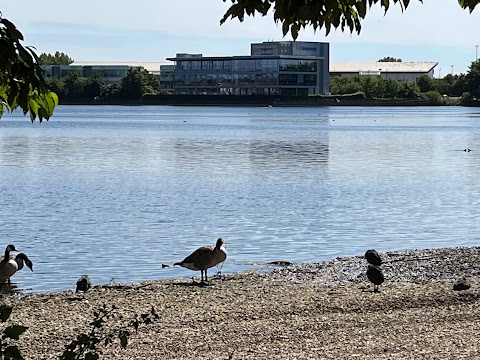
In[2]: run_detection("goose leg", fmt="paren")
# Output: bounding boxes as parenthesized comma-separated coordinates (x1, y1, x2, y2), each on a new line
(205, 270, 208, 282)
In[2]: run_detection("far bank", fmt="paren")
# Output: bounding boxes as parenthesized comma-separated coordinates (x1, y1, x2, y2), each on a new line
(59, 94, 462, 107)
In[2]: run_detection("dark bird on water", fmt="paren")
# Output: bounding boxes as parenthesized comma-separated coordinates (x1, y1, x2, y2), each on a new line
(367, 264, 384, 293)
(364, 249, 382, 266)
(174, 238, 227, 284)
(76, 275, 92, 293)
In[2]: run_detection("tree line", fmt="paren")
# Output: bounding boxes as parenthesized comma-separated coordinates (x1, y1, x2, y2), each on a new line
(47, 67, 163, 100)
(330, 59, 480, 105)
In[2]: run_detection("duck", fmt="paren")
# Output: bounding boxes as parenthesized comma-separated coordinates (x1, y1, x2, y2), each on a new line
(76, 275, 92, 293)
(364, 249, 382, 266)
(174, 238, 227, 283)
(367, 264, 384, 293)
(0, 253, 33, 284)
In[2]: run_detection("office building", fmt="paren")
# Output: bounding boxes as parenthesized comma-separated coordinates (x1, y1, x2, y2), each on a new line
(166, 41, 330, 96)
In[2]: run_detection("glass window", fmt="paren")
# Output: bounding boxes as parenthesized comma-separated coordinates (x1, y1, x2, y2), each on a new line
(218, 74, 232, 85)
(299, 74, 317, 85)
(280, 88, 297, 95)
(202, 61, 213, 70)
(298, 60, 317, 72)
(256, 74, 278, 85)
(297, 88, 308, 96)
(279, 74, 298, 85)
(279, 60, 299, 71)
(238, 74, 256, 85)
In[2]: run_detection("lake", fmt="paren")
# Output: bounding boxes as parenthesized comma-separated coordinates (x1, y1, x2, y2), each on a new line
(1, 105, 480, 292)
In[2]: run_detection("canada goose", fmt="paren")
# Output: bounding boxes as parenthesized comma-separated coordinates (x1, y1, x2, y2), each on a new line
(1, 244, 17, 263)
(0, 253, 33, 284)
(364, 249, 382, 266)
(367, 264, 384, 293)
(76, 275, 92, 293)
(174, 238, 227, 283)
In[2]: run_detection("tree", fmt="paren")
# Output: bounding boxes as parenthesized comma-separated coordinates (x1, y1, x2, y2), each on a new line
(397, 81, 419, 99)
(63, 71, 88, 98)
(378, 57, 402, 62)
(120, 68, 160, 99)
(83, 73, 104, 98)
(47, 77, 66, 98)
(416, 74, 433, 92)
(464, 59, 480, 98)
(0, 14, 58, 121)
(220, 0, 479, 39)
(39, 51, 74, 65)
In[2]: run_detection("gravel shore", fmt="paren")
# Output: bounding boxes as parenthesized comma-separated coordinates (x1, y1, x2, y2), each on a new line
(2, 246, 480, 359)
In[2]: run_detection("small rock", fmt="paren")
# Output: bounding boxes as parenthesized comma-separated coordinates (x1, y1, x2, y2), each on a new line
(453, 277, 470, 291)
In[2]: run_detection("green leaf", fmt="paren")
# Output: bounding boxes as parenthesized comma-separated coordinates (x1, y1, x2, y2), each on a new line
(4, 325, 28, 340)
(118, 331, 129, 349)
(59, 350, 76, 360)
(3, 345, 25, 360)
(85, 352, 99, 360)
(0, 305, 13, 322)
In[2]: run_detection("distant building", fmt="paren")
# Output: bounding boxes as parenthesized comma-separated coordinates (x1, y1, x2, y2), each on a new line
(41, 61, 174, 90)
(166, 41, 330, 96)
(330, 61, 438, 83)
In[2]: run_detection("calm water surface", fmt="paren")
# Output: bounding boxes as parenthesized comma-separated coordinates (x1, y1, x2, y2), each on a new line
(1, 105, 480, 292)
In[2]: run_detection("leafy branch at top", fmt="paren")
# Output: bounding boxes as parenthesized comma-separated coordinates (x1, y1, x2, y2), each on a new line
(0, 13, 58, 122)
(220, 0, 479, 39)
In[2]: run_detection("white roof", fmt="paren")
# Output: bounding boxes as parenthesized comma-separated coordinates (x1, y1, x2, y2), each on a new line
(70, 61, 174, 72)
(330, 61, 438, 73)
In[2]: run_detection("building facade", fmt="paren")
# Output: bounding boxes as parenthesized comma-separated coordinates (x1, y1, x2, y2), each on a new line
(41, 62, 174, 90)
(330, 61, 438, 83)
(166, 41, 330, 96)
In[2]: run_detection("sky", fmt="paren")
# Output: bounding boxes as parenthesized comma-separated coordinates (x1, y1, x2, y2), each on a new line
(2, 0, 480, 76)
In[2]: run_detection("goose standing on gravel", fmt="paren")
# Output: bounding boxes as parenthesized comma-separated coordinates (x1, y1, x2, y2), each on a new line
(364, 249, 382, 266)
(174, 238, 227, 283)
(367, 264, 384, 293)
(0, 253, 33, 284)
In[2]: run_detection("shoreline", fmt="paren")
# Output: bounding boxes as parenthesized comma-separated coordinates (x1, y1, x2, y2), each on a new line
(58, 95, 444, 107)
(3, 245, 480, 359)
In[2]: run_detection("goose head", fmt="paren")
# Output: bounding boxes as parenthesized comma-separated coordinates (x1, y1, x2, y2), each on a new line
(15, 253, 33, 272)
(215, 238, 224, 250)
(2, 244, 18, 262)
(5, 244, 17, 253)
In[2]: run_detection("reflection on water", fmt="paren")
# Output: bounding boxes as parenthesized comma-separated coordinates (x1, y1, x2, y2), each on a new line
(1, 105, 480, 293)
(249, 140, 329, 168)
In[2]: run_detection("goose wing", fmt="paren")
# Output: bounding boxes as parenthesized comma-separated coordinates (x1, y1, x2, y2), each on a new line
(177, 245, 214, 270)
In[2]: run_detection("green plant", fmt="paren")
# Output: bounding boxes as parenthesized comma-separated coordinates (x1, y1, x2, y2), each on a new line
(0, 305, 28, 360)
(424, 90, 442, 105)
(59, 304, 159, 360)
